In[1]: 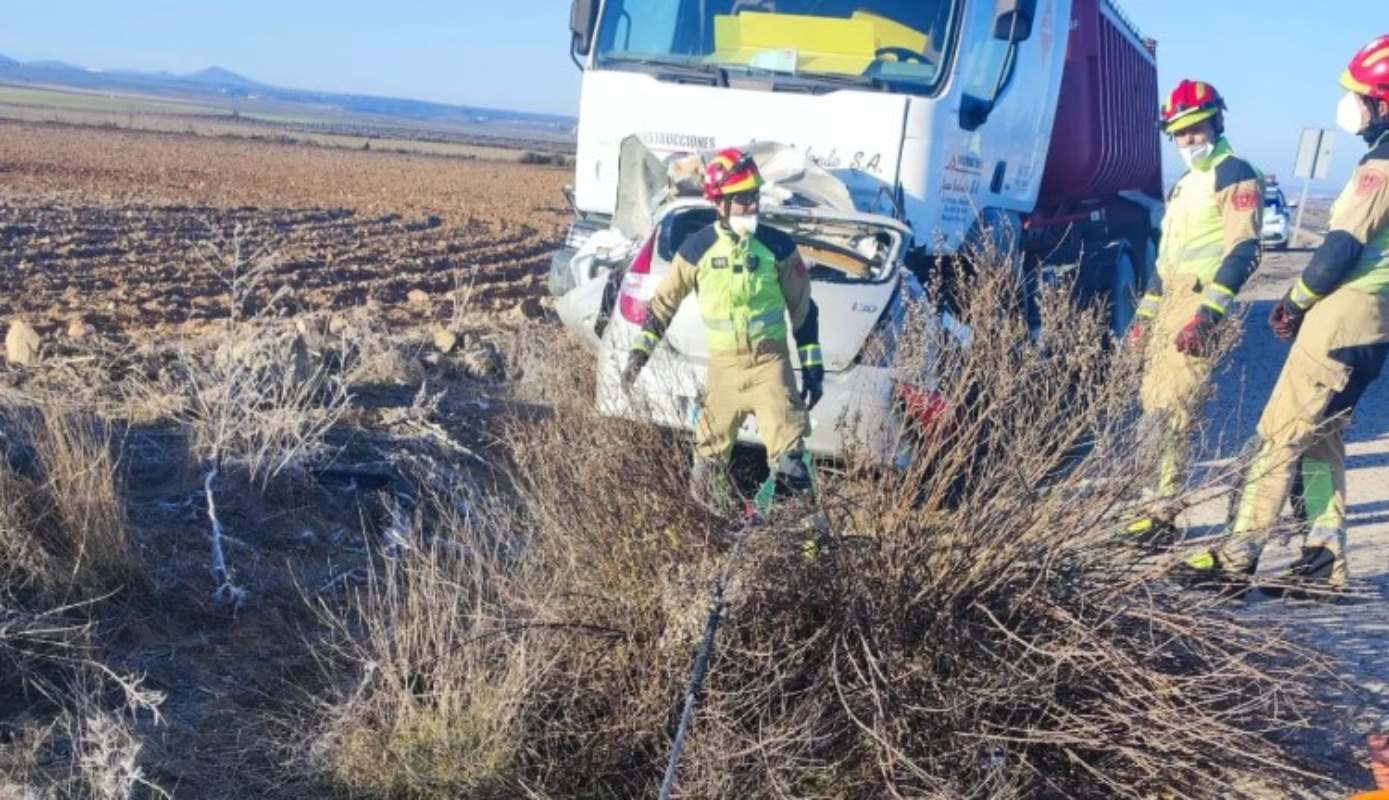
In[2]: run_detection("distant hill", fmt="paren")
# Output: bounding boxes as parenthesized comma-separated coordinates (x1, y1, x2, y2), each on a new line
(26, 59, 85, 70)
(183, 66, 270, 91)
(0, 54, 574, 139)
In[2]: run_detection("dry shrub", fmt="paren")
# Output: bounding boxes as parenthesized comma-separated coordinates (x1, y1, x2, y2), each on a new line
(0, 407, 138, 597)
(146, 224, 353, 486)
(174, 326, 350, 488)
(330, 312, 427, 390)
(309, 494, 541, 797)
(0, 592, 166, 799)
(0, 466, 48, 591)
(0, 405, 161, 796)
(0, 680, 167, 799)
(31, 413, 138, 595)
(313, 248, 1325, 798)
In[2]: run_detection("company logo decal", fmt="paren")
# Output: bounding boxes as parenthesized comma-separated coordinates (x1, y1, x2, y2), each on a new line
(641, 132, 717, 151)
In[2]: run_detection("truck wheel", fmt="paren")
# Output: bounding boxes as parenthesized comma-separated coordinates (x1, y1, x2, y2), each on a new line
(547, 248, 578, 297)
(1106, 245, 1139, 338)
(1075, 242, 1139, 339)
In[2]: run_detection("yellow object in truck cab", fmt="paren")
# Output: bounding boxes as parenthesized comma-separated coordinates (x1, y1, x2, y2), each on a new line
(710, 11, 929, 76)
(851, 11, 930, 54)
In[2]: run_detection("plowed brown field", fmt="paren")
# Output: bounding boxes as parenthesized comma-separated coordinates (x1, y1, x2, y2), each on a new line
(0, 120, 570, 335)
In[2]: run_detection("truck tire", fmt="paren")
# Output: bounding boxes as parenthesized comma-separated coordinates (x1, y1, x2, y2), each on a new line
(547, 248, 578, 297)
(1075, 241, 1139, 339)
(1107, 244, 1139, 337)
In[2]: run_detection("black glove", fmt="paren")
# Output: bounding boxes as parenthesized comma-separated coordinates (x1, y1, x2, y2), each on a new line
(1268, 293, 1306, 343)
(622, 350, 649, 393)
(801, 364, 824, 410)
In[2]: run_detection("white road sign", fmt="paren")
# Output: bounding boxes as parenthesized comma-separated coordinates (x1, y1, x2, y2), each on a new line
(1293, 128, 1335, 180)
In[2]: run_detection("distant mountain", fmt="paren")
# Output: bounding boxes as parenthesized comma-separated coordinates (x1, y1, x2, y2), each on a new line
(183, 66, 267, 91)
(25, 59, 84, 70)
(0, 55, 574, 137)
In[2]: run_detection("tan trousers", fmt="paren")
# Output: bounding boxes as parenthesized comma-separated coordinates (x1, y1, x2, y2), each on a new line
(1139, 286, 1214, 500)
(1221, 288, 1389, 581)
(694, 339, 809, 466)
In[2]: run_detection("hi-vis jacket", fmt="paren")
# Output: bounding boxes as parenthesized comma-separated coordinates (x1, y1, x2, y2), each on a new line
(637, 221, 822, 367)
(1288, 130, 1389, 308)
(1139, 138, 1264, 321)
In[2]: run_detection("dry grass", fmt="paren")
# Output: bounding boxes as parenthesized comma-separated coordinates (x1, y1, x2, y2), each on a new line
(0, 229, 360, 793)
(175, 327, 350, 488)
(0, 591, 166, 799)
(309, 493, 537, 797)
(0, 407, 138, 598)
(30, 413, 138, 595)
(309, 247, 1329, 798)
(0, 400, 161, 797)
(0, 463, 48, 591)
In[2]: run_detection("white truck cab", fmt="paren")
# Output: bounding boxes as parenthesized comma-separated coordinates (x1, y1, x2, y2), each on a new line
(569, 0, 1074, 255)
(554, 0, 1165, 462)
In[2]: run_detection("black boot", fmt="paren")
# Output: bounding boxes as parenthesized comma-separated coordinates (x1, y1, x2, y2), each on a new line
(774, 450, 814, 495)
(1171, 549, 1256, 597)
(1264, 546, 1350, 601)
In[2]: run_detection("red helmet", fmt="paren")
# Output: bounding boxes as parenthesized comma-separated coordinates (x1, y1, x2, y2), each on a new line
(1160, 79, 1226, 134)
(703, 148, 764, 202)
(1341, 35, 1389, 101)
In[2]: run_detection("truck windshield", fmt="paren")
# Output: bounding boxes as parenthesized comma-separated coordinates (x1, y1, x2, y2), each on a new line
(593, 0, 958, 94)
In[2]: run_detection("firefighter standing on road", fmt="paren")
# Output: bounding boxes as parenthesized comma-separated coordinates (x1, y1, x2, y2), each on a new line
(1123, 80, 1266, 546)
(621, 148, 824, 512)
(1182, 37, 1389, 588)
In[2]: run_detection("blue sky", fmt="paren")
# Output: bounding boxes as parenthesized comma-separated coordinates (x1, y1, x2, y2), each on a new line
(1125, 0, 1376, 191)
(0, 0, 1376, 188)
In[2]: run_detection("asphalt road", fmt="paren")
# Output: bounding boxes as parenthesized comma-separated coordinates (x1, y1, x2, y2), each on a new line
(1184, 242, 1389, 794)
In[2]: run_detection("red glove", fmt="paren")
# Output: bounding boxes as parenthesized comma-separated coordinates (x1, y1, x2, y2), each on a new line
(1125, 321, 1148, 353)
(1268, 294, 1305, 343)
(1174, 310, 1220, 357)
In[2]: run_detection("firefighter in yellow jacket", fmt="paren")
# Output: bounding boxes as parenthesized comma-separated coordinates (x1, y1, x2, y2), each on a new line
(1183, 37, 1389, 588)
(1123, 80, 1265, 546)
(621, 148, 824, 511)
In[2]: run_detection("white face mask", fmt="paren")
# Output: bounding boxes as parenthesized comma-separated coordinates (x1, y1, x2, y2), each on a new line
(728, 214, 759, 238)
(1178, 141, 1215, 169)
(1337, 91, 1367, 136)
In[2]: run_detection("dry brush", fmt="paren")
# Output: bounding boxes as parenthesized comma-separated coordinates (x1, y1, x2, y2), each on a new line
(311, 249, 1329, 799)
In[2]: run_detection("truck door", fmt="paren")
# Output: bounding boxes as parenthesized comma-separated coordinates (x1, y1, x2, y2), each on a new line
(946, 0, 1070, 213)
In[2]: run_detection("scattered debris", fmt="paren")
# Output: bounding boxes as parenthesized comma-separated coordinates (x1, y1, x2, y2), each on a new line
(67, 317, 93, 340)
(432, 327, 458, 354)
(458, 334, 504, 380)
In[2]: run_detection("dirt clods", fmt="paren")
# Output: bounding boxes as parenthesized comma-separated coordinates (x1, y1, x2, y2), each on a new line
(4, 320, 40, 365)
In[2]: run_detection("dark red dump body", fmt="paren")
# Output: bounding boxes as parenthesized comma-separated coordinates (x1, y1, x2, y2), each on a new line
(1036, 0, 1163, 210)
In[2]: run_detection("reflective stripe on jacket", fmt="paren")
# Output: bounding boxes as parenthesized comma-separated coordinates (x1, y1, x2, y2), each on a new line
(1289, 133, 1389, 306)
(645, 221, 814, 355)
(1334, 141, 1389, 296)
(1156, 139, 1264, 305)
(694, 231, 789, 350)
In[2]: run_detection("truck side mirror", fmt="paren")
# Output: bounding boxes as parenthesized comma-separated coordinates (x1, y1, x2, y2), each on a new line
(961, 0, 1037, 130)
(992, 0, 1037, 42)
(570, 0, 599, 58)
